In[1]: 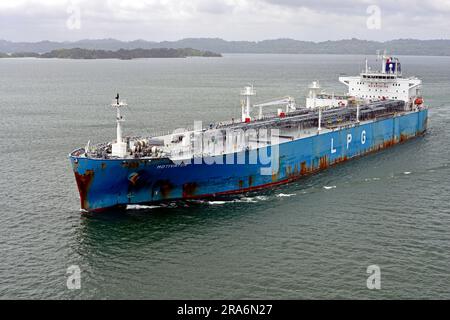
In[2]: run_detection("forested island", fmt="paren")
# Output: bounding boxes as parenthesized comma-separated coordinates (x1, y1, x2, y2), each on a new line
(0, 48, 222, 60)
(2, 38, 450, 56)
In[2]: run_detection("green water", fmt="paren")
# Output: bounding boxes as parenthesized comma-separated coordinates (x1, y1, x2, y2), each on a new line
(0, 54, 449, 299)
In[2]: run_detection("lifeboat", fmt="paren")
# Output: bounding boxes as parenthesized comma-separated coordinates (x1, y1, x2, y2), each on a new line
(414, 97, 424, 105)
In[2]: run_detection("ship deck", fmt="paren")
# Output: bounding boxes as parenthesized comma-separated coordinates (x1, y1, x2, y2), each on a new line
(76, 99, 413, 161)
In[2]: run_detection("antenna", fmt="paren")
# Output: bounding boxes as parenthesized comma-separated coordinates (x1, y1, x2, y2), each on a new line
(308, 81, 321, 109)
(380, 49, 388, 74)
(110, 93, 128, 157)
(240, 85, 256, 123)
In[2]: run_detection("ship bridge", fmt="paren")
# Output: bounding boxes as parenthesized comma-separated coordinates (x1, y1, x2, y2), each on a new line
(339, 53, 422, 106)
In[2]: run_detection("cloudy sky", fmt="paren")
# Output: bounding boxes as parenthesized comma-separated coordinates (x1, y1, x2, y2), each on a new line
(1, 0, 450, 42)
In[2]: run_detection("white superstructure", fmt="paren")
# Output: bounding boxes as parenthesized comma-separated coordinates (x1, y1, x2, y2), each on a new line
(111, 94, 128, 158)
(305, 81, 349, 109)
(240, 85, 256, 122)
(339, 53, 422, 108)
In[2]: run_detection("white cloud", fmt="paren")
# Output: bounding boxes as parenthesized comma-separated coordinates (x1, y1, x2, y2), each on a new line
(0, 0, 449, 41)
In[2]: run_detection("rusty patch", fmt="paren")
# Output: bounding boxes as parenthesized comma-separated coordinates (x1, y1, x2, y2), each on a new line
(122, 161, 139, 169)
(74, 169, 94, 210)
(271, 172, 278, 182)
(248, 175, 253, 187)
(157, 180, 173, 198)
(319, 156, 328, 170)
(399, 133, 407, 143)
(383, 138, 396, 148)
(333, 155, 348, 165)
(300, 161, 308, 175)
(239, 180, 244, 189)
(182, 182, 198, 198)
(285, 165, 291, 176)
(128, 172, 139, 185)
(101, 162, 107, 169)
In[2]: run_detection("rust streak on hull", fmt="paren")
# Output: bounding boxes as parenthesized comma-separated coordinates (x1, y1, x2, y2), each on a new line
(74, 170, 95, 210)
(182, 182, 198, 198)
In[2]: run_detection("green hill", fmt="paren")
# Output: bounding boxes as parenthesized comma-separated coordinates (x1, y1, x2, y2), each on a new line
(0, 48, 222, 60)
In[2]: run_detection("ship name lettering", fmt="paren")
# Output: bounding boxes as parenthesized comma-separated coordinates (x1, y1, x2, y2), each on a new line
(157, 163, 186, 169)
(331, 138, 337, 154)
(346, 133, 352, 149)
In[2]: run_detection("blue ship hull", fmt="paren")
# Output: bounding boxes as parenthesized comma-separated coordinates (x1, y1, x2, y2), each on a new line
(70, 109, 428, 212)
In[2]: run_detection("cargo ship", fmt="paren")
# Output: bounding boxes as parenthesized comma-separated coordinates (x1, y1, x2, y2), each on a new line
(69, 53, 428, 212)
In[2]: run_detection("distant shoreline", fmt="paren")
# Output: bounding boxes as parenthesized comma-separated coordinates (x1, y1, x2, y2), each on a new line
(2, 38, 450, 56)
(3, 52, 450, 60)
(0, 48, 222, 60)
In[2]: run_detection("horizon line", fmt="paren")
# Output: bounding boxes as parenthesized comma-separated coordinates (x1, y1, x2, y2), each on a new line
(2, 37, 450, 44)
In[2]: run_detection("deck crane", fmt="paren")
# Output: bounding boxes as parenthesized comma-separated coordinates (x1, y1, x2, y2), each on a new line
(253, 96, 297, 120)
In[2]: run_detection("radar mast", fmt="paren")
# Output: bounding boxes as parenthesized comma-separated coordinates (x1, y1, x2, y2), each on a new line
(111, 93, 128, 157)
